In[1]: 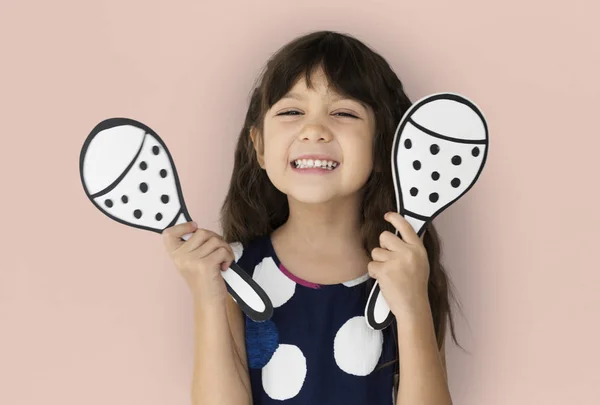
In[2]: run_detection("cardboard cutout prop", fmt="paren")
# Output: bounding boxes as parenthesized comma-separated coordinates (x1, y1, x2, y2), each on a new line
(365, 93, 489, 330)
(79, 117, 274, 322)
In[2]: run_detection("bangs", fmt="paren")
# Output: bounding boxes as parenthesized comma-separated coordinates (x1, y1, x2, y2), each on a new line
(260, 33, 380, 114)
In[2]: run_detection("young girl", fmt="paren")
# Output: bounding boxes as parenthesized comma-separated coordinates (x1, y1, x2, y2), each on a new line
(162, 30, 459, 405)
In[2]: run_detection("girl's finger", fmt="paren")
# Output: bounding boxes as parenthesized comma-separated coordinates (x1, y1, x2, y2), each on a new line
(371, 247, 393, 262)
(379, 230, 405, 252)
(182, 228, 220, 253)
(367, 260, 384, 278)
(193, 236, 233, 261)
(384, 212, 420, 246)
(205, 246, 235, 271)
(180, 228, 214, 252)
(162, 221, 198, 253)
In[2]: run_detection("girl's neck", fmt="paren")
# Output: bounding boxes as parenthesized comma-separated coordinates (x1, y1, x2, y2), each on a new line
(274, 194, 365, 255)
(269, 193, 370, 285)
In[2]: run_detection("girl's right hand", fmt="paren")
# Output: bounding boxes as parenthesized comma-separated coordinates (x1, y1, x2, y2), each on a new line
(162, 221, 235, 307)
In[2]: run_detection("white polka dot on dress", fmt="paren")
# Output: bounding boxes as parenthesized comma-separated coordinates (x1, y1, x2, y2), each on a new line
(262, 344, 307, 400)
(252, 256, 296, 308)
(334, 315, 384, 376)
(342, 272, 370, 287)
(229, 241, 244, 262)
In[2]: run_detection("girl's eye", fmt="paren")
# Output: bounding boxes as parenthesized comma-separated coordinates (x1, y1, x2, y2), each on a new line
(277, 110, 358, 118)
(335, 112, 358, 118)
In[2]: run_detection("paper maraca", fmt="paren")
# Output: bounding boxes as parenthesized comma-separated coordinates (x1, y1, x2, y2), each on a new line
(79, 117, 274, 322)
(365, 93, 489, 330)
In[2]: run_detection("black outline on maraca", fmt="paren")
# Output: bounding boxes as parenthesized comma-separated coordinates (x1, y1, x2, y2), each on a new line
(79, 117, 274, 322)
(366, 93, 489, 330)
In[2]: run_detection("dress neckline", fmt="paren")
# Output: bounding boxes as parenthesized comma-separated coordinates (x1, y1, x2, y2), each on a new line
(265, 234, 371, 289)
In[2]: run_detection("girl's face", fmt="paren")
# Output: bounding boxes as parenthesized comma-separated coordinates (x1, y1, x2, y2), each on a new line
(252, 66, 376, 205)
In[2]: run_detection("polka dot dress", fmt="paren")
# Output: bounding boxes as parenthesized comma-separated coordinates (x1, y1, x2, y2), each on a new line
(233, 235, 398, 404)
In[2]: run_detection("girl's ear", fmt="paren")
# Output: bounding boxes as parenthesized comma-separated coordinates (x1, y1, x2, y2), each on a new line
(249, 126, 265, 169)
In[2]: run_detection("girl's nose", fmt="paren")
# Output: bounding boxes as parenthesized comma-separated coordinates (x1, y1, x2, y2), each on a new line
(299, 124, 333, 142)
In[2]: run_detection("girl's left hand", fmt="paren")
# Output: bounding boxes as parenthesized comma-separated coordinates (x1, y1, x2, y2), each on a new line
(368, 212, 430, 318)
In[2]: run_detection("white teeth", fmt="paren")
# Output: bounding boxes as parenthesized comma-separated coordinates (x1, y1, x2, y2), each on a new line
(293, 159, 338, 170)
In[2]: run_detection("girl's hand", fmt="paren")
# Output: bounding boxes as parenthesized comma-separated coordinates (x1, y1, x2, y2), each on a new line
(162, 221, 235, 308)
(368, 212, 431, 319)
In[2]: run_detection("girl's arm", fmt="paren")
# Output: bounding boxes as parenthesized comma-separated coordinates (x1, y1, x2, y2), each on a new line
(395, 298, 452, 405)
(191, 295, 252, 405)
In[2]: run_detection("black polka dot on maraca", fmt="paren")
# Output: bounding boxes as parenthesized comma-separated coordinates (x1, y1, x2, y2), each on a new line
(429, 193, 439, 203)
(430, 144, 440, 155)
(121, 195, 128, 204)
(472, 147, 480, 157)
(404, 139, 412, 149)
(105, 199, 113, 208)
(134, 209, 142, 219)
(161, 194, 170, 204)
(140, 161, 147, 170)
(410, 187, 419, 196)
(140, 182, 148, 193)
(152, 146, 160, 155)
(155, 213, 163, 221)
(432, 171, 440, 181)
(452, 155, 462, 166)
(451, 178, 461, 188)
(160, 169, 168, 178)
(413, 160, 421, 170)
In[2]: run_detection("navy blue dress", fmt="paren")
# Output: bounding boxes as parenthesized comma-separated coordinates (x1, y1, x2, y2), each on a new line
(233, 234, 398, 404)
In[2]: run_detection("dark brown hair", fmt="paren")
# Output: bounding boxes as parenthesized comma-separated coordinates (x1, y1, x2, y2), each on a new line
(219, 30, 464, 379)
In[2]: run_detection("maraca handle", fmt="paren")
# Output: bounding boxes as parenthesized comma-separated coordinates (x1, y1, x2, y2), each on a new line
(181, 230, 273, 322)
(365, 280, 395, 330)
(222, 261, 274, 322)
(365, 214, 427, 330)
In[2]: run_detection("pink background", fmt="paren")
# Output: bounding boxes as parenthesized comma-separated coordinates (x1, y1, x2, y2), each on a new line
(1, 0, 599, 404)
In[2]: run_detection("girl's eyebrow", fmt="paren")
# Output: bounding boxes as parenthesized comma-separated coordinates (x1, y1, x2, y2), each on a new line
(280, 92, 368, 110)
(280, 92, 305, 101)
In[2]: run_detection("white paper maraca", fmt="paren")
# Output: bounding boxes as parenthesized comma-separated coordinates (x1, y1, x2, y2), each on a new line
(79, 117, 274, 322)
(365, 93, 489, 330)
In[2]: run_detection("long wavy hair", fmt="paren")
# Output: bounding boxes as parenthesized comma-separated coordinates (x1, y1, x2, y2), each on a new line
(219, 30, 464, 380)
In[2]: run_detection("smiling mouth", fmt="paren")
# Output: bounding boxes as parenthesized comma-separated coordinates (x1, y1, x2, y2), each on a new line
(291, 159, 339, 170)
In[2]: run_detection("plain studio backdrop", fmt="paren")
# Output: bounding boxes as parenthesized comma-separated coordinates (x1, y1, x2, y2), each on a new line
(1, 0, 598, 404)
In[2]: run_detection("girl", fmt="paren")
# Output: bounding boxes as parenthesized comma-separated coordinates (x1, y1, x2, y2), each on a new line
(162, 30, 460, 405)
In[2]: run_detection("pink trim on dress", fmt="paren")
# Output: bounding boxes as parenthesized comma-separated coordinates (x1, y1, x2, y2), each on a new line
(278, 263, 321, 289)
